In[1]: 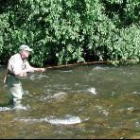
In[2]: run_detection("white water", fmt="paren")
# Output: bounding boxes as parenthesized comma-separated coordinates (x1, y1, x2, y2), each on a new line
(0, 105, 30, 112)
(14, 115, 82, 125)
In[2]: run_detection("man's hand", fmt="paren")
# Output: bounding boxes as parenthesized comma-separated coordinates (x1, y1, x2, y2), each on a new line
(34, 68, 46, 72)
(38, 68, 46, 72)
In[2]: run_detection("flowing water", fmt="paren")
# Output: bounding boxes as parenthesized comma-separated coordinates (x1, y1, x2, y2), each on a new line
(0, 64, 140, 139)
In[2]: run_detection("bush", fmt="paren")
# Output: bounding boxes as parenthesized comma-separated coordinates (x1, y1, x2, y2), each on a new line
(0, 0, 140, 66)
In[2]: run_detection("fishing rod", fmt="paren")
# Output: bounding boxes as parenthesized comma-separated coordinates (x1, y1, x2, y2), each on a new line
(45, 60, 119, 69)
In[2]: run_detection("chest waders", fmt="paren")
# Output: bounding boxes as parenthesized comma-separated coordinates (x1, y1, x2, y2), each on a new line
(6, 72, 24, 106)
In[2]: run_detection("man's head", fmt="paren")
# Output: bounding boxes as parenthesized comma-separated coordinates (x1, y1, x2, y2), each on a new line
(19, 45, 33, 59)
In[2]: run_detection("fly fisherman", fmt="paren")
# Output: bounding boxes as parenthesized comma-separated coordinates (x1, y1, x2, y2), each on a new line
(4, 44, 46, 107)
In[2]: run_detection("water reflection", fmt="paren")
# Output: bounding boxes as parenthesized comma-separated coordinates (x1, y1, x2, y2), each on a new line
(0, 64, 140, 138)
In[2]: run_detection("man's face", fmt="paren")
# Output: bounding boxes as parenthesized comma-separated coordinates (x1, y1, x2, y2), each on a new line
(21, 50, 30, 59)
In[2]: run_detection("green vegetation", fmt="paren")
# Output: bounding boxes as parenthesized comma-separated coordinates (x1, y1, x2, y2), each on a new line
(0, 0, 140, 66)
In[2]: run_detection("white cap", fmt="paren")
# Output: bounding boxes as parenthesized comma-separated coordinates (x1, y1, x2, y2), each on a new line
(19, 45, 33, 52)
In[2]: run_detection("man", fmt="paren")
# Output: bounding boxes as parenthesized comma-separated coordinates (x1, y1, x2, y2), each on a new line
(4, 44, 46, 107)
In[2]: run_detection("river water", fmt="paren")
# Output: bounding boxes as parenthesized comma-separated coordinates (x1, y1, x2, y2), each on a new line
(0, 64, 140, 139)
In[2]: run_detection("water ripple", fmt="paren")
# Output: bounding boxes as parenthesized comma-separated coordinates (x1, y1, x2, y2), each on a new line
(14, 115, 83, 125)
(0, 105, 30, 112)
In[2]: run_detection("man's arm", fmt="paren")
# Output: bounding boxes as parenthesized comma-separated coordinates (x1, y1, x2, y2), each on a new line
(24, 61, 46, 73)
(15, 66, 46, 77)
(10, 59, 45, 77)
(31, 67, 46, 72)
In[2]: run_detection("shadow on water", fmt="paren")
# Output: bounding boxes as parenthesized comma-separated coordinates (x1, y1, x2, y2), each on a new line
(1, 64, 140, 138)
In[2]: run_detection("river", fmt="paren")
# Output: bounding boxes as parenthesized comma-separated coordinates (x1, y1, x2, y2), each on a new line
(0, 64, 140, 139)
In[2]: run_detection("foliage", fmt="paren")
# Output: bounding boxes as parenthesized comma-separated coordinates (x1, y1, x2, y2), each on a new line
(0, 0, 140, 66)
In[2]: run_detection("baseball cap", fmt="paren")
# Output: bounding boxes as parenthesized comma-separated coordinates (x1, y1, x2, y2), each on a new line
(19, 44, 33, 52)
